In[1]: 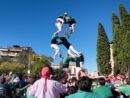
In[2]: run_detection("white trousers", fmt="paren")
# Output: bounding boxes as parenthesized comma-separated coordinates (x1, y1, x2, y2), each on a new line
(51, 44, 62, 60)
(68, 45, 79, 56)
(80, 62, 84, 67)
(55, 18, 64, 34)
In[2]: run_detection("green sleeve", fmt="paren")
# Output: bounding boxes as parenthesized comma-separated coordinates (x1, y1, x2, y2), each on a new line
(16, 86, 28, 96)
(118, 87, 125, 93)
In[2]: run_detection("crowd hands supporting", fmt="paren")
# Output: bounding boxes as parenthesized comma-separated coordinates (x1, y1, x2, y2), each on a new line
(0, 68, 130, 98)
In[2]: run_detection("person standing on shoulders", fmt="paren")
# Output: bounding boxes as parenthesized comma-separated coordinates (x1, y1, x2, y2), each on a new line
(58, 36, 80, 56)
(54, 12, 68, 35)
(51, 33, 63, 61)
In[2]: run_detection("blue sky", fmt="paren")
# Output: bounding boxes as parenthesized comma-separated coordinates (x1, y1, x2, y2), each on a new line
(0, 0, 130, 73)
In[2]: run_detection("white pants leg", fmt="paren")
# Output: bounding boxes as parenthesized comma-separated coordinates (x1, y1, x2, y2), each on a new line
(76, 67, 81, 73)
(80, 62, 84, 67)
(76, 67, 82, 80)
(55, 22, 62, 34)
(68, 45, 79, 56)
(51, 44, 61, 60)
(68, 49, 74, 56)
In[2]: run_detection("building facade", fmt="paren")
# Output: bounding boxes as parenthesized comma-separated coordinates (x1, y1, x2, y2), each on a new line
(0, 45, 32, 62)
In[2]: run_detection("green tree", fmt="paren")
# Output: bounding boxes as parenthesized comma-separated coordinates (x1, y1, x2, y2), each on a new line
(0, 50, 53, 76)
(111, 13, 124, 74)
(0, 62, 26, 75)
(119, 4, 130, 73)
(96, 23, 111, 75)
(30, 54, 53, 77)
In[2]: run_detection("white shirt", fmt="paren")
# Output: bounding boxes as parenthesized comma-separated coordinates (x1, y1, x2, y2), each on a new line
(29, 78, 67, 98)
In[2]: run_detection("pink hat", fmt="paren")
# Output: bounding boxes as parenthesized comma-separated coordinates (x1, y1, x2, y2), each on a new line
(41, 67, 50, 97)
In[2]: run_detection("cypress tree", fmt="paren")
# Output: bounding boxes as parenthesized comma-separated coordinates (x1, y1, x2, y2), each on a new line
(119, 4, 130, 73)
(111, 13, 124, 74)
(96, 23, 111, 75)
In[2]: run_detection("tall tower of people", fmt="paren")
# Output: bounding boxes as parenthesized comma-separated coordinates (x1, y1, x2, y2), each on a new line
(51, 12, 85, 72)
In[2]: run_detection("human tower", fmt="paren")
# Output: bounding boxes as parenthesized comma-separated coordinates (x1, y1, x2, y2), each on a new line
(51, 12, 84, 71)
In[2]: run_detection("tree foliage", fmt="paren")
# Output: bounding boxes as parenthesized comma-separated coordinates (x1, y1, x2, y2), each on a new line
(118, 4, 130, 73)
(96, 23, 111, 75)
(0, 51, 53, 77)
(111, 13, 124, 74)
(97, 4, 130, 75)
(0, 62, 26, 75)
(30, 54, 53, 77)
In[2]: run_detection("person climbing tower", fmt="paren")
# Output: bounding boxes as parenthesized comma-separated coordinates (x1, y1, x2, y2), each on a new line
(75, 52, 84, 67)
(64, 17, 76, 38)
(54, 12, 68, 35)
(62, 53, 84, 70)
(62, 53, 78, 69)
(50, 33, 63, 61)
(57, 36, 80, 57)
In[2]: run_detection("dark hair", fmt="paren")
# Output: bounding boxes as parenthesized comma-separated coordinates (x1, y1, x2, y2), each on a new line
(69, 77, 77, 83)
(19, 75, 23, 80)
(68, 86, 77, 95)
(28, 77, 35, 85)
(98, 77, 106, 85)
(48, 66, 53, 74)
(58, 70, 68, 84)
(77, 76, 92, 92)
(126, 78, 130, 85)
(14, 82, 20, 88)
(0, 78, 6, 84)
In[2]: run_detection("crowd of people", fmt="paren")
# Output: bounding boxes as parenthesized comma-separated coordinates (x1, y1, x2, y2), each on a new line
(0, 68, 130, 98)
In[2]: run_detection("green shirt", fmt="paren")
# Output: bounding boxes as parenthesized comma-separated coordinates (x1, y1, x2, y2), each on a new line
(63, 56, 73, 65)
(118, 85, 130, 96)
(75, 55, 84, 62)
(51, 34, 58, 44)
(26, 87, 35, 98)
(51, 34, 56, 39)
(66, 90, 105, 98)
(16, 87, 27, 97)
(93, 85, 113, 97)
